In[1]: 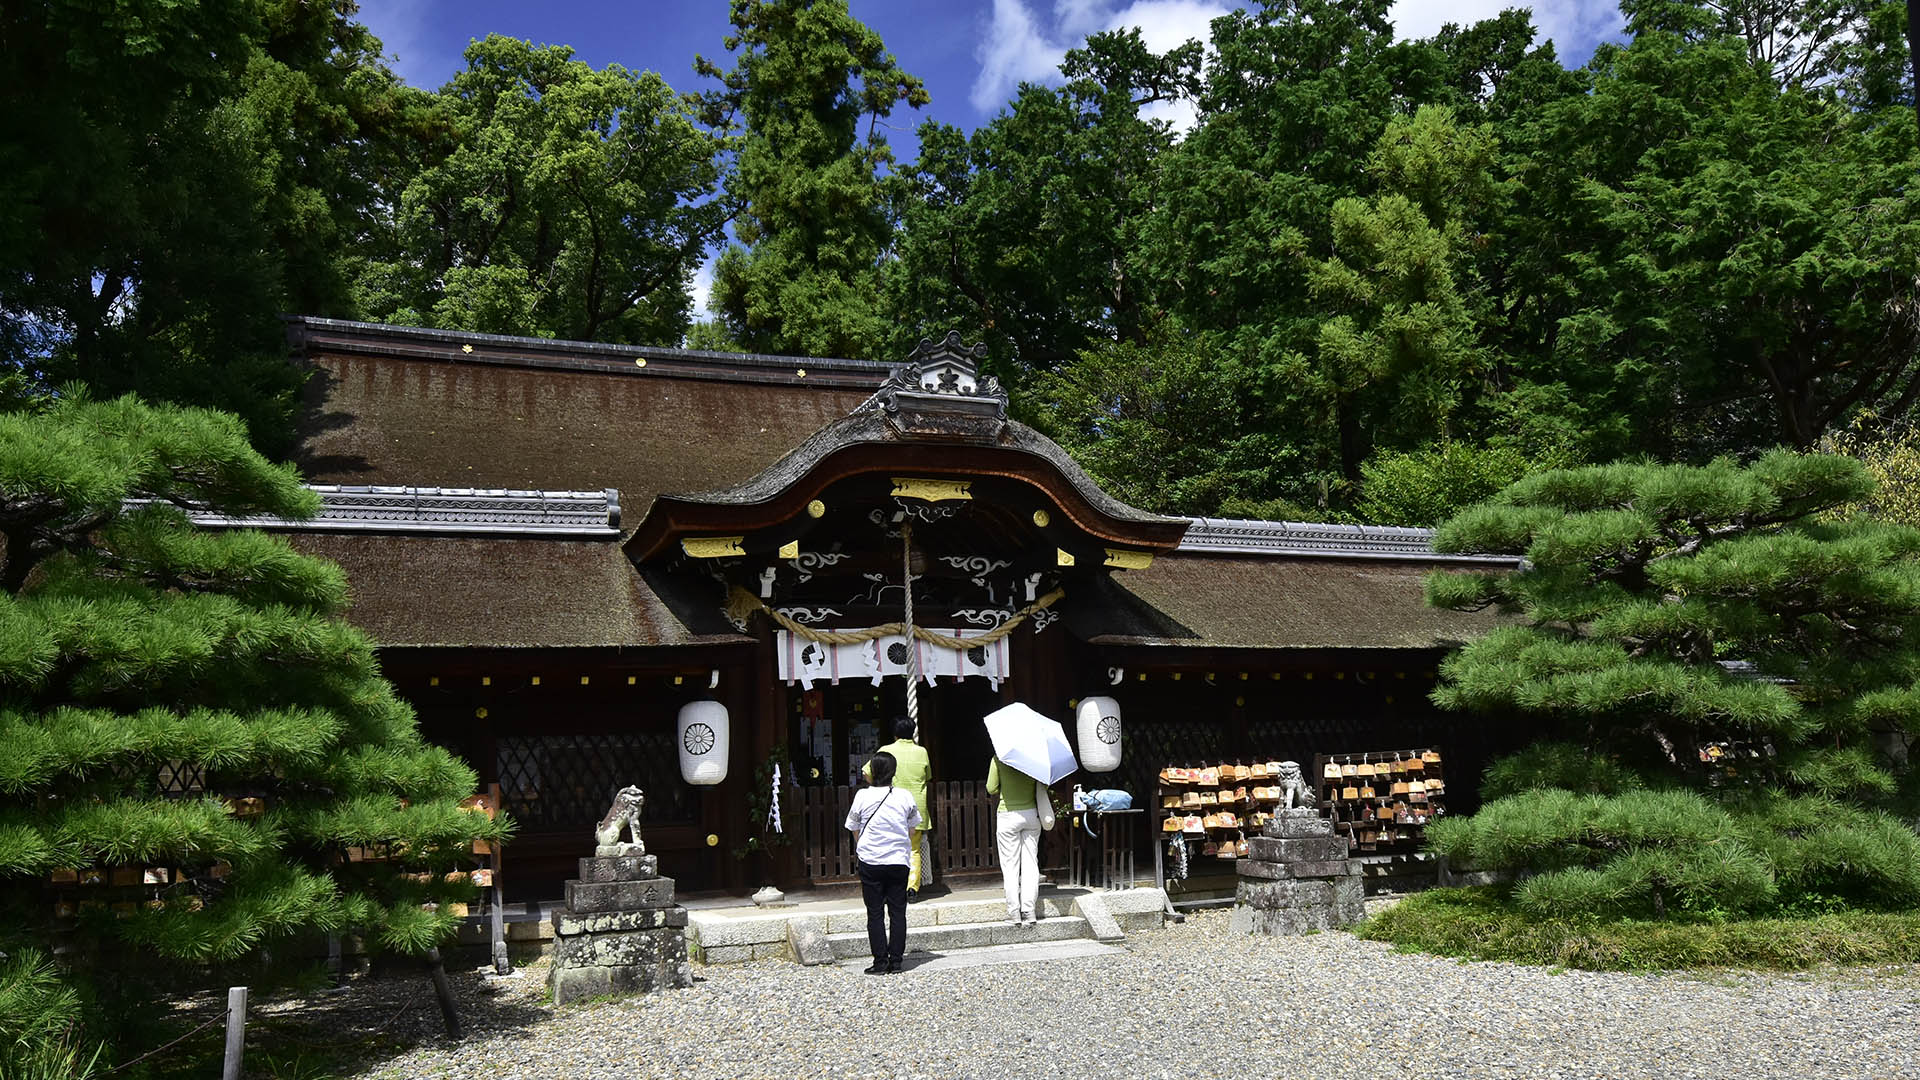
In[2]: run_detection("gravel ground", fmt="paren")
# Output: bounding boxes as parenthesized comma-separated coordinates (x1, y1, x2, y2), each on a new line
(259, 909, 1920, 1080)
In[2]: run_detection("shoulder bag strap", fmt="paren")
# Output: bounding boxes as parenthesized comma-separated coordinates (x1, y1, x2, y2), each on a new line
(859, 788, 894, 835)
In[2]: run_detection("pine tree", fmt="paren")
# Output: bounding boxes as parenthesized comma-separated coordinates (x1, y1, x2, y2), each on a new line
(0, 394, 505, 995)
(1424, 453, 1920, 918)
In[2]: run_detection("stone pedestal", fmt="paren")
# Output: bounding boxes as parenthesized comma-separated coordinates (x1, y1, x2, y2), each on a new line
(1230, 808, 1365, 936)
(548, 855, 693, 1005)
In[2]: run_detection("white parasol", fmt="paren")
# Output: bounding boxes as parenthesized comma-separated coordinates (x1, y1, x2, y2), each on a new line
(983, 702, 1079, 785)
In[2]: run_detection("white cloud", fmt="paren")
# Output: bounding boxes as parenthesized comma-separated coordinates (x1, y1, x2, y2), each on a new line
(972, 0, 1629, 121)
(1386, 0, 1627, 62)
(970, 0, 1229, 118)
(972, 0, 1068, 112)
(1108, 0, 1228, 54)
(690, 249, 719, 318)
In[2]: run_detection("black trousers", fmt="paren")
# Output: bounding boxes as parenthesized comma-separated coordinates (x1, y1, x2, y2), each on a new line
(856, 860, 909, 963)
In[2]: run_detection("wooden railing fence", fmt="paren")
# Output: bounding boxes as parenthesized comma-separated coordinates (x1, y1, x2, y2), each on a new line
(798, 780, 1001, 882)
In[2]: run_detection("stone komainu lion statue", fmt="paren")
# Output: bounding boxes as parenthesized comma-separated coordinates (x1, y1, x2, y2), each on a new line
(1274, 761, 1313, 810)
(595, 784, 646, 857)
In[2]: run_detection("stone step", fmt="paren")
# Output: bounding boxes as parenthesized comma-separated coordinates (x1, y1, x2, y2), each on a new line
(842, 938, 1123, 973)
(825, 914, 1091, 961)
(686, 887, 1166, 964)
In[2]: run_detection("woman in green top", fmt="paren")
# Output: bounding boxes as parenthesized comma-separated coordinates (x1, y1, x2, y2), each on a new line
(987, 756, 1041, 925)
(863, 716, 933, 894)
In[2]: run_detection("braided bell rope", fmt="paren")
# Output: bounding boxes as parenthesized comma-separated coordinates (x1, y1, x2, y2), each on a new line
(903, 519, 920, 735)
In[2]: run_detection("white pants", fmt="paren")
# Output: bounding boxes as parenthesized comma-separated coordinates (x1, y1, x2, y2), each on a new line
(996, 809, 1041, 920)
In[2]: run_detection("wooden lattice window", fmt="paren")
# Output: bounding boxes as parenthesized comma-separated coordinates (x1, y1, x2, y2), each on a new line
(496, 734, 697, 829)
(156, 759, 207, 798)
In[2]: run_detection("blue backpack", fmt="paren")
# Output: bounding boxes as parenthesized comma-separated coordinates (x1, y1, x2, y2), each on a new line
(1078, 789, 1132, 812)
(1073, 788, 1133, 836)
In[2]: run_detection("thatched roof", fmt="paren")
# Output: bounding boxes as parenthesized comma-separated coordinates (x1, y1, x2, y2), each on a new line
(288, 533, 744, 649)
(277, 319, 1512, 655)
(288, 318, 886, 518)
(1081, 554, 1506, 651)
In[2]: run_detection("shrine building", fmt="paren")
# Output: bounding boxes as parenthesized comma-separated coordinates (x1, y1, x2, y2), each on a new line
(252, 317, 1522, 897)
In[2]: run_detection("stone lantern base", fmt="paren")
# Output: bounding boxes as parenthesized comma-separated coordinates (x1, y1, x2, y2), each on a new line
(1230, 808, 1365, 936)
(548, 854, 694, 1005)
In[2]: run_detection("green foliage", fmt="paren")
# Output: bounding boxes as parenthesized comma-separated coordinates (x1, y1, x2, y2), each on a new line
(1735, 793, 1920, 910)
(1430, 455, 1908, 789)
(683, 321, 749, 354)
(1820, 415, 1920, 528)
(887, 0, 1915, 516)
(698, 0, 928, 359)
(1500, 16, 1920, 458)
(1428, 453, 1920, 921)
(1512, 843, 1779, 918)
(1299, 106, 1507, 482)
(0, 0, 415, 453)
(1436, 779, 1920, 918)
(1025, 337, 1289, 517)
(0, 394, 507, 991)
(1480, 743, 1649, 799)
(1357, 443, 1535, 527)
(1358, 886, 1920, 971)
(0, 951, 104, 1080)
(886, 29, 1198, 378)
(353, 35, 729, 345)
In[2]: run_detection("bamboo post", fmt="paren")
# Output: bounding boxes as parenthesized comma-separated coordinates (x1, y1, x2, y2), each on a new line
(220, 986, 247, 1080)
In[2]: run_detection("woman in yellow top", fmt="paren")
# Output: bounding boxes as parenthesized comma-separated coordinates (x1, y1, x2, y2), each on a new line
(986, 756, 1040, 925)
(862, 716, 933, 894)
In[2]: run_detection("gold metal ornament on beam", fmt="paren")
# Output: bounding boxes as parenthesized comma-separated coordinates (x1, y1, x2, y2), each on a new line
(682, 536, 746, 558)
(1057, 548, 1075, 566)
(1103, 548, 1154, 570)
(890, 477, 972, 502)
(777, 540, 800, 559)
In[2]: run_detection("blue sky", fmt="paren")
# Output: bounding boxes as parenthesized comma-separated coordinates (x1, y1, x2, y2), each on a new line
(354, 0, 1627, 312)
(358, 0, 1626, 135)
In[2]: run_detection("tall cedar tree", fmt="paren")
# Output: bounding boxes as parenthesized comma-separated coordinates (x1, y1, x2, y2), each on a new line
(885, 29, 1200, 378)
(696, 0, 927, 360)
(0, 396, 505, 988)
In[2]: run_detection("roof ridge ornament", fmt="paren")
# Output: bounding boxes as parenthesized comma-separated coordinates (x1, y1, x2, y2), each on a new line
(871, 331, 1007, 440)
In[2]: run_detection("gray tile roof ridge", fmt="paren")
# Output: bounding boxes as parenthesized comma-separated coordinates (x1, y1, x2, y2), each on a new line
(1178, 516, 1522, 565)
(285, 315, 894, 379)
(159, 485, 623, 539)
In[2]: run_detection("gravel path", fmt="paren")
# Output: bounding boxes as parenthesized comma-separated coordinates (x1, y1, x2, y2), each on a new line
(272, 909, 1920, 1080)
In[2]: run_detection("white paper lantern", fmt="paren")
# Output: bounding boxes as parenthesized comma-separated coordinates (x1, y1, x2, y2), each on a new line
(678, 700, 729, 785)
(1076, 696, 1122, 773)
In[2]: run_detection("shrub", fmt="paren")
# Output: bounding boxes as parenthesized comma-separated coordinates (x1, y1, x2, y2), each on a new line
(1737, 794, 1920, 911)
(1360, 887, 1920, 971)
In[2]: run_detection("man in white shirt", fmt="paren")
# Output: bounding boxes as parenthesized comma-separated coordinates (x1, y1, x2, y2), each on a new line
(845, 751, 922, 974)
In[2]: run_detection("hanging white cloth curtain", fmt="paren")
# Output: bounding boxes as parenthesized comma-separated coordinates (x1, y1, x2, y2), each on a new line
(776, 630, 1009, 689)
(776, 635, 873, 689)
